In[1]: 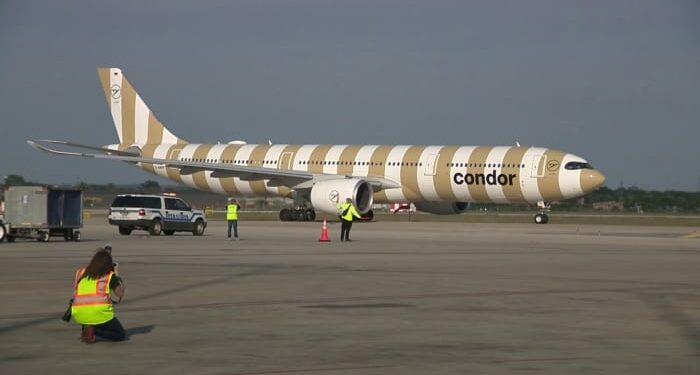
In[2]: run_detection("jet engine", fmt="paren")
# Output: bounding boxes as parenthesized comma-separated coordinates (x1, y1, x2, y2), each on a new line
(310, 179, 374, 215)
(413, 202, 470, 215)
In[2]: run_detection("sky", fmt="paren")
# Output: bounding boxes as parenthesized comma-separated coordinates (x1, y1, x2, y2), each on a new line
(0, 0, 698, 190)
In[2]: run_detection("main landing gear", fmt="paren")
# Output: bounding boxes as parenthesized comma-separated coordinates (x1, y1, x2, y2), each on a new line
(280, 207, 316, 222)
(533, 201, 550, 224)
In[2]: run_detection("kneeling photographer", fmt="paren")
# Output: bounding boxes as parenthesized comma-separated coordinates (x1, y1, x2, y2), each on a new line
(67, 245, 125, 343)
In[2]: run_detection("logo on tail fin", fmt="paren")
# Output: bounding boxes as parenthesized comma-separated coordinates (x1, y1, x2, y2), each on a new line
(111, 84, 121, 100)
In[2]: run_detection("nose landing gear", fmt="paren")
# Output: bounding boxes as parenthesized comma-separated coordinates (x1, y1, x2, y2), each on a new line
(534, 201, 550, 224)
(534, 213, 549, 224)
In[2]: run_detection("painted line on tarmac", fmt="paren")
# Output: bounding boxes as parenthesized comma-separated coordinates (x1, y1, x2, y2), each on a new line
(493, 356, 592, 363)
(680, 232, 700, 239)
(226, 365, 392, 374)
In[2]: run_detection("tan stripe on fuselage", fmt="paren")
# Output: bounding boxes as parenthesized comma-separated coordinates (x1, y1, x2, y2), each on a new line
(537, 149, 565, 201)
(466, 146, 493, 202)
(140, 145, 158, 174)
(400, 146, 426, 201)
(248, 144, 272, 195)
(337, 145, 362, 176)
(191, 144, 214, 192)
(367, 145, 394, 202)
(218, 144, 244, 196)
(307, 145, 332, 174)
(165, 144, 188, 184)
(120, 79, 136, 145)
(434, 145, 460, 201)
(146, 112, 164, 145)
(501, 147, 528, 203)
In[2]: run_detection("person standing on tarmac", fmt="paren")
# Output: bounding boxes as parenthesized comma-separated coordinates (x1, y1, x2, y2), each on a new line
(227, 197, 240, 241)
(72, 248, 125, 343)
(337, 197, 361, 241)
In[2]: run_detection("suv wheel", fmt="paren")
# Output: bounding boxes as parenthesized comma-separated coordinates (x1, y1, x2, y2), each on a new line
(119, 226, 132, 235)
(192, 219, 205, 236)
(149, 219, 162, 236)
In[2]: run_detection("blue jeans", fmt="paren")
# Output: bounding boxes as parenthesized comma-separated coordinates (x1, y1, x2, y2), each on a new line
(94, 317, 126, 341)
(227, 220, 238, 238)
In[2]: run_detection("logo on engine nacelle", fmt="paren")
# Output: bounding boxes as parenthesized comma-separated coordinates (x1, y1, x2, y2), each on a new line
(329, 190, 339, 204)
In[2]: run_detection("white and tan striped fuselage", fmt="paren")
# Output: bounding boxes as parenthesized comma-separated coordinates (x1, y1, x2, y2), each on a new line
(121, 142, 603, 204)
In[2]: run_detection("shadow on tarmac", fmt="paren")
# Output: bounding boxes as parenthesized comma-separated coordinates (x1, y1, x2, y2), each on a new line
(125, 325, 155, 339)
(639, 292, 700, 352)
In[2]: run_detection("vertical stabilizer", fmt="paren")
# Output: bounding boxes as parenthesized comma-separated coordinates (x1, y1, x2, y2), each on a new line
(97, 68, 187, 145)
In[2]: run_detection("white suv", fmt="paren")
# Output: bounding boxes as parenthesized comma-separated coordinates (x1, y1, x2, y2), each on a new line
(108, 194, 206, 236)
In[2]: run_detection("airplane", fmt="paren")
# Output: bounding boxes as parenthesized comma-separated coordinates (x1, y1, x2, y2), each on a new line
(28, 67, 605, 224)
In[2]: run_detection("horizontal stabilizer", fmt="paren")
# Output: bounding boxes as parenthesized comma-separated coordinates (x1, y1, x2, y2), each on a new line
(32, 140, 140, 157)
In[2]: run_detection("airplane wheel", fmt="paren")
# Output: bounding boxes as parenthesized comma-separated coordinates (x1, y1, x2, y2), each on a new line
(305, 209, 316, 222)
(279, 209, 290, 221)
(534, 213, 549, 224)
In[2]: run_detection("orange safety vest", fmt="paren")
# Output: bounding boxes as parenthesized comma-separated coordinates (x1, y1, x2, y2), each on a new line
(71, 268, 115, 325)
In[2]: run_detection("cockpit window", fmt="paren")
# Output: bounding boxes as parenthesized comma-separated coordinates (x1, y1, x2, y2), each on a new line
(565, 161, 593, 170)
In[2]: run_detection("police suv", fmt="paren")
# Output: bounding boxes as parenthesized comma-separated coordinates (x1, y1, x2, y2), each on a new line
(108, 194, 206, 236)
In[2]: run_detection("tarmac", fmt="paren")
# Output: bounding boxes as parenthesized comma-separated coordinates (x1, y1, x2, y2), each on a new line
(1, 219, 699, 374)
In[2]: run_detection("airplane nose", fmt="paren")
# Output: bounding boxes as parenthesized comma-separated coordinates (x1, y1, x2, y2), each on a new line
(581, 169, 606, 192)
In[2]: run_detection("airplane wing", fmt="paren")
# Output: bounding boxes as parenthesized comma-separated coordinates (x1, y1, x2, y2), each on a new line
(27, 140, 400, 191)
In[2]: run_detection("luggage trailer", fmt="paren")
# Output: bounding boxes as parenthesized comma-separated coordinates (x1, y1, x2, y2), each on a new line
(1, 186, 82, 243)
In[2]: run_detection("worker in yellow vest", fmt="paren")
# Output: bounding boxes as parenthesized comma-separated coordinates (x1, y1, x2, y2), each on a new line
(337, 198, 361, 241)
(226, 197, 240, 240)
(72, 248, 125, 343)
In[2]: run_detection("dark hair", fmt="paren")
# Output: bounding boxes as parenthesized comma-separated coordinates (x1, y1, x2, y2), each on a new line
(82, 248, 114, 280)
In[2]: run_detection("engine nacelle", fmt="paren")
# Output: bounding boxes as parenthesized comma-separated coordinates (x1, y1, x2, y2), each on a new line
(310, 179, 374, 215)
(414, 201, 470, 215)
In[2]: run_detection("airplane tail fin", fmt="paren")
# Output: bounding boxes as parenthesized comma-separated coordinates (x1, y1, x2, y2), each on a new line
(97, 68, 187, 145)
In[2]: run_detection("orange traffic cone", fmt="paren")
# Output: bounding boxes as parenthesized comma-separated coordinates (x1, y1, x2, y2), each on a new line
(318, 218, 330, 242)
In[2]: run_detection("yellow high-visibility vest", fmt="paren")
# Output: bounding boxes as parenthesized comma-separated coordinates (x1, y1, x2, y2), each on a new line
(226, 204, 239, 220)
(71, 268, 115, 325)
(338, 202, 360, 221)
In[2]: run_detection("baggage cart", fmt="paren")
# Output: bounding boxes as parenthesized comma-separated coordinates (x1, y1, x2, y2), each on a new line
(3, 186, 82, 242)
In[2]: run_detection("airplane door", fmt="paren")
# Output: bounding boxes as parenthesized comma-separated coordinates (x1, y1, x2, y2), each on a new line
(278, 152, 293, 170)
(530, 154, 546, 178)
(424, 153, 439, 176)
(167, 148, 181, 162)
